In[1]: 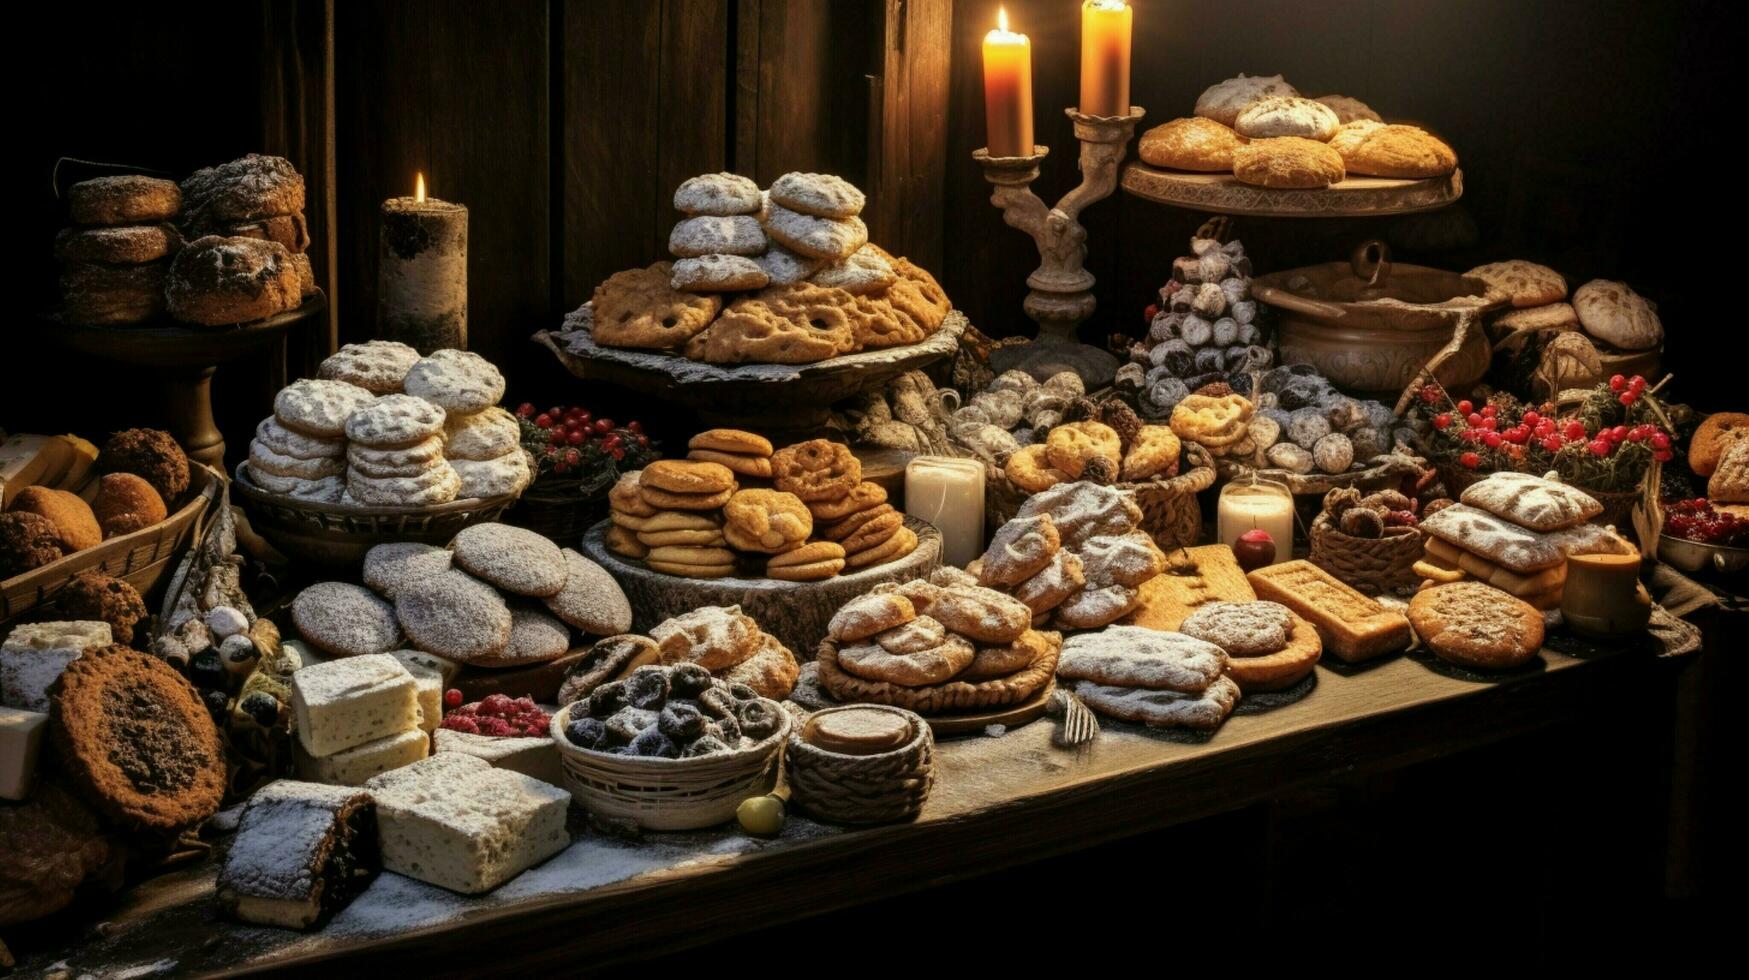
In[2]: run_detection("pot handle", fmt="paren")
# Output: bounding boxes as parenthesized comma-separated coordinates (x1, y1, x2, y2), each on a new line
(1249, 282, 1348, 321)
(1350, 239, 1392, 288)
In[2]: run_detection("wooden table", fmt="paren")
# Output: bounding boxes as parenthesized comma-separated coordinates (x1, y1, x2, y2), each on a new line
(13, 611, 1698, 977)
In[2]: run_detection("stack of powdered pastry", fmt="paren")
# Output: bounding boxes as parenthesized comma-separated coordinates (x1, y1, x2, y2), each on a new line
(1414, 471, 1634, 610)
(971, 482, 1168, 630)
(54, 175, 185, 325)
(167, 155, 318, 325)
(814, 576, 1061, 716)
(1056, 626, 1240, 731)
(1129, 233, 1271, 420)
(603, 434, 917, 580)
(1136, 73, 1456, 189)
(247, 345, 528, 504)
(649, 605, 800, 699)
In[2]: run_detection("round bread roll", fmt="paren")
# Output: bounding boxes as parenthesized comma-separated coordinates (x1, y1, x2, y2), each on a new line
(1194, 73, 1298, 127)
(1333, 124, 1457, 179)
(1234, 96, 1340, 141)
(1137, 117, 1246, 172)
(1572, 279, 1663, 351)
(165, 236, 302, 326)
(1314, 94, 1381, 125)
(1232, 137, 1345, 189)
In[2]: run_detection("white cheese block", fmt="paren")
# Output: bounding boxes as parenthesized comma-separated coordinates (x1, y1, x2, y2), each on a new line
(0, 706, 47, 800)
(292, 654, 420, 757)
(433, 728, 562, 785)
(1, 621, 112, 712)
(295, 727, 430, 786)
(365, 753, 571, 894)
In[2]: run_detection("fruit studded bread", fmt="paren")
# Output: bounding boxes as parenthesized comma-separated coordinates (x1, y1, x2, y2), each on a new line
(217, 779, 379, 930)
(1246, 560, 1411, 662)
(1421, 503, 1633, 574)
(1458, 472, 1602, 531)
(1123, 544, 1256, 631)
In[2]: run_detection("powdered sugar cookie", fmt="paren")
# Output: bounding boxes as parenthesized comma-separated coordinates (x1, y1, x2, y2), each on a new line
(650, 605, 761, 670)
(1013, 548, 1085, 614)
(450, 522, 568, 597)
(249, 441, 345, 480)
(317, 340, 421, 394)
(810, 245, 896, 295)
(1080, 531, 1167, 588)
(927, 585, 1031, 644)
(346, 462, 461, 507)
(958, 628, 1054, 683)
(362, 542, 453, 600)
(768, 172, 866, 219)
(451, 451, 532, 499)
(254, 417, 343, 460)
(874, 614, 946, 655)
(1194, 73, 1299, 127)
(344, 393, 446, 447)
(468, 606, 571, 667)
(754, 245, 823, 286)
(291, 582, 401, 657)
(287, 475, 346, 503)
(760, 201, 867, 260)
(1075, 675, 1240, 730)
(978, 513, 1061, 587)
(1054, 583, 1141, 629)
(837, 633, 973, 686)
(348, 436, 446, 478)
(1179, 600, 1295, 657)
(403, 349, 506, 415)
(274, 378, 376, 438)
(673, 172, 762, 216)
(1015, 481, 1144, 548)
(829, 592, 917, 643)
(395, 570, 513, 664)
(668, 215, 767, 258)
(544, 548, 633, 635)
(443, 406, 521, 461)
(720, 634, 800, 699)
(671, 254, 770, 292)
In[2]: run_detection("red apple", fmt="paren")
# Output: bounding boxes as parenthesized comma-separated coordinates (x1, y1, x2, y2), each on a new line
(1232, 529, 1276, 571)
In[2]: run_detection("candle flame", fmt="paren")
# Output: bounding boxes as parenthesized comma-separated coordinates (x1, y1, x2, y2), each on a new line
(998, 5, 1008, 31)
(415, 172, 426, 203)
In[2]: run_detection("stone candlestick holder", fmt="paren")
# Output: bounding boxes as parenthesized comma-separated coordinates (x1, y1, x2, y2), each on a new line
(975, 105, 1144, 387)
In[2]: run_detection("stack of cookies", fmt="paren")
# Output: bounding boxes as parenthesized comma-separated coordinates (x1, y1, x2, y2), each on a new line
(601, 434, 918, 581)
(971, 481, 1167, 630)
(1056, 625, 1241, 731)
(1004, 400, 1183, 492)
(1136, 73, 1456, 190)
(947, 369, 1084, 467)
(179, 153, 317, 300)
(247, 345, 523, 505)
(55, 174, 185, 325)
(1132, 232, 1271, 419)
(648, 605, 800, 699)
(1466, 260, 1576, 339)
(814, 581, 1061, 716)
(668, 173, 770, 293)
(1414, 472, 1631, 610)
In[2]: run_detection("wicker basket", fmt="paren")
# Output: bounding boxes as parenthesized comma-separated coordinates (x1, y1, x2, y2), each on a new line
(503, 476, 608, 547)
(2, 463, 222, 629)
(986, 442, 1215, 550)
(547, 701, 790, 831)
(231, 462, 517, 567)
(1308, 512, 1424, 595)
(786, 705, 934, 825)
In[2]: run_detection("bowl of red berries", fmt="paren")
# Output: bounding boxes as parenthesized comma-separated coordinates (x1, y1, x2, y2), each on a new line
(1658, 498, 1749, 574)
(504, 401, 659, 542)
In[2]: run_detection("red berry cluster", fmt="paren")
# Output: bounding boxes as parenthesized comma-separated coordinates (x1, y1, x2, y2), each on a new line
(517, 402, 648, 473)
(1419, 376, 1672, 472)
(439, 692, 551, 738)
(1663, 498, 1749, 547)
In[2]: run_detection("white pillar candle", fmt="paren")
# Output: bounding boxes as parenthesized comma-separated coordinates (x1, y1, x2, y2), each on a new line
(1216, 479, 1295, 564)
(905, 456, 985, 568)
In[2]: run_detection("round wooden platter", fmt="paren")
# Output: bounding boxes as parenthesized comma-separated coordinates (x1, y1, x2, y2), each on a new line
(42, 291, 327, 368)
(1121, 162, 1462, 218)
(534, 307, 968, 430)
(579, 516, 942, 659)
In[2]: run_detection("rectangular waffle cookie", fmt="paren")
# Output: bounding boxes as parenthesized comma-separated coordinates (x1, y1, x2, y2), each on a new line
(1247, 560, 1411, 663)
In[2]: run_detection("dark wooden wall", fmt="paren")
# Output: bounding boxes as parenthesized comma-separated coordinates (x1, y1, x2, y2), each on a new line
(941, 0, 1736, 403)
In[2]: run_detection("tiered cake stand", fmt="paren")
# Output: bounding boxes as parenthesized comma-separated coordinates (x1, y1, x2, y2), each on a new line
(1121, 163, 1463, 218)
(42, 293, 327, 470)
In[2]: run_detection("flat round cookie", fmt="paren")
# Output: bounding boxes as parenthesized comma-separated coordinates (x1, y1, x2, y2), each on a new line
(249, 441, 345, 480)
(723, 488, 813, 553)
(68, 175, 182, 226)
(348, 436, 446, 477)
(362, 541, 454, 600)
(60, 260, 167, 325)
(643, 459, 737, 495)
(255, 417, 343, 460)
(1408, 582, 1543, 670)
(395, 570, 514, 664)
(1223, 611, 1322, 692)
(444, 406, 522, 461)
(958, 628, 1053, 683)
(179, 154, 305, 225)
(403, 349, 506, 415)
(317, 340, 422, 394)
(451, 452, 532, 499)
(828, 592, 916, 643)
(345, 393, 446, 447)
(754, 245, 823, 286)
(451, 522, 568, 597)
(720, 634, 801, 699)
(673, 172, 762, 216)
(768, 172, 866, 219)
(760, 201, 867, 260)
(55, 223, 181, 264)
(274, 378, 377, 438)
(809, 481, 886, 522)
(805, 706, 912, 755)
(1466, 261, 1567, 309)
(1014, 549, 1085, 613)
(810, 245, 895, 295)
(838, 633, 974, 686)
(292, 581, 402, 657)
(347, 463, 461, 507)
(1138, 117, 1246, 172)
(593, 262, 723, 350)
(544, 548, 633, 635)
(669, 215, 767, 258)
(875, 615, 947, 654)
(467, 606, 571, 667)
(927, 584, 1031, 644)
(1179, 600, 1294, 657)
(672, 254, 770, 292)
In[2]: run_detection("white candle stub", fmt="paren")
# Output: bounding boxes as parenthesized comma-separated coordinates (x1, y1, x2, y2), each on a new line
(905, 456, 985, 568)
(1216, 479, 1295, 564)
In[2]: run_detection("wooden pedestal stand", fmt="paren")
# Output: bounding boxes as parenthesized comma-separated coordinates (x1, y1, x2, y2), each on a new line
(975, 106, 1144, 388)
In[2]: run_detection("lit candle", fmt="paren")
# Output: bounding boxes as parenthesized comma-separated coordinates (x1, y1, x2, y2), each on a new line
(982, 7, 1034, 158)
(378, 172, 469, 353)
(1079, 0, 1132, 117)
(1217, 479, 1295, 564)
(905, 456, 986, 568)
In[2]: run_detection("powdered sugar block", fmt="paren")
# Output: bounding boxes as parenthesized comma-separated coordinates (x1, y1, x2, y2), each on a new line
(433, 728, 562, 786)
(1, 620, 111, 712)
(388, 652, 448, 732)
(218, 779, 379, 930)
(292, 653, 420, 757)
(296, 727, 430, 786)
(0, 706, 47, 800)
(365, 753, 571, 894)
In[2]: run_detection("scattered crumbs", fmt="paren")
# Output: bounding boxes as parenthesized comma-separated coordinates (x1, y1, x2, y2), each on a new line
(112, 960, 179, 979)
(984, 724, 1007, 738)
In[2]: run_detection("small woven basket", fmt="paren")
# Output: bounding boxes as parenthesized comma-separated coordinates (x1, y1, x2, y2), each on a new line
(785, 705, 934, 825)
(1308, 512, 1424, 595)
(503, 475, 608, 547)
(985, 442, 1215, 551)
(547, 702, 790, 831)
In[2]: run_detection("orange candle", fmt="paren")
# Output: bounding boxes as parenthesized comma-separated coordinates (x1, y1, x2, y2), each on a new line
(1079, 0, 1132, 117)
(982, 7, 1033, 157)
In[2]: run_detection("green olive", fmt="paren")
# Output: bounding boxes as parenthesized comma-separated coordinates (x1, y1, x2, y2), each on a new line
(736, 794, 786, 836)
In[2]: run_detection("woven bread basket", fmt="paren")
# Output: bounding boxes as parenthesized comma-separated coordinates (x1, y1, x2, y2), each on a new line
(548, 701, 790, 831)
(786, 705, 934, 825)
(1308, 512, 1423, 595)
